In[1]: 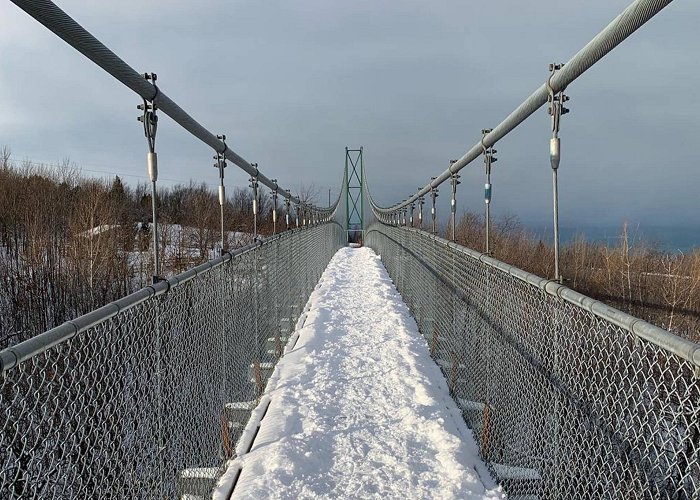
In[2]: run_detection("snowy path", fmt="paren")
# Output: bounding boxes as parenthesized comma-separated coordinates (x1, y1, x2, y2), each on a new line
(217, 247, 503, 499)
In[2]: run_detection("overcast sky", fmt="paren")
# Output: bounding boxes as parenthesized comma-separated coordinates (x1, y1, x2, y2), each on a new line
(1, 0, 698, 229)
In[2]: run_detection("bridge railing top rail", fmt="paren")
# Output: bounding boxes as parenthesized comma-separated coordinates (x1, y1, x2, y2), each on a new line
(368, 223, 700, 369)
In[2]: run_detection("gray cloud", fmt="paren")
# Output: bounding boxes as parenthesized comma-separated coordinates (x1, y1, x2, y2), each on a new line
(1, 0, 698, 229)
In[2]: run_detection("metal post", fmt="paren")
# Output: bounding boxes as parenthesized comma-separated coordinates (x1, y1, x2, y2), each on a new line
(547, 63, 570, 283)
(137, 72, 161, 282)
(284, 197, 291, 230)
(449, 161, 460, 242)
(410, 202, 415, 227)
(271, 180, 278, 235)
(418, 195, 424, 230)
(249, 163, 259, 240)
(430, 178, 438, 235)
(481, 129, 497, 254)
(214, 134, 227, 253)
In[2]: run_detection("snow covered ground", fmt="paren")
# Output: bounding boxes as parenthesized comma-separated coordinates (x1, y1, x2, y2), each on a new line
(216, 247, 504, 499)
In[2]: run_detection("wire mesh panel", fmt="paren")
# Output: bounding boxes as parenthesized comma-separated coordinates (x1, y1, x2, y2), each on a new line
(366, 223, 700, 499)
(0, 223, 345, 499)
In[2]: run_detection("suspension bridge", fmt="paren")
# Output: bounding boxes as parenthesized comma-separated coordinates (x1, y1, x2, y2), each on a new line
(1, 0, 699, 498)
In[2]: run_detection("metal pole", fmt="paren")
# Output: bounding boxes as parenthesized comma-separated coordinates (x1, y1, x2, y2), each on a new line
(418, 195, 424, 230)
(449, 161, 459, 242)
(547, 63, 570, 283)
(214, 134, 227, 253)
(271, 180, 278, 235)
(137, 72, 161, 282)
(285, 197, 291, 230)
(250, 163, 259, 240)
(430, 179, 438, 235)
(481, 129, 497, 254)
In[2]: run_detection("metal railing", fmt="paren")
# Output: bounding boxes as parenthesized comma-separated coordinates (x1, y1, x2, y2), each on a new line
(0, 223, 344, 499)
(366, 223, 700, 499)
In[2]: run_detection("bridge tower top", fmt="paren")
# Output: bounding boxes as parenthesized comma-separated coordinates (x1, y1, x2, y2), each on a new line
(345, 147, 363, 243)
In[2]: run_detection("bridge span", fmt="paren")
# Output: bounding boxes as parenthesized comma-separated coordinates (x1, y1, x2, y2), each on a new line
(1, 0, 699, 498)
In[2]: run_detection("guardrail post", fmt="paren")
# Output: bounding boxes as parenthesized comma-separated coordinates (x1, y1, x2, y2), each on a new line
(410, 202, 416, 227)
(214, 134, 227, 253)
(547, 63, 570, 283)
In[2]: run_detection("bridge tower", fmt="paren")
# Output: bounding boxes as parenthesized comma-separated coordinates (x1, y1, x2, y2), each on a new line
(345, 147, 363, 244)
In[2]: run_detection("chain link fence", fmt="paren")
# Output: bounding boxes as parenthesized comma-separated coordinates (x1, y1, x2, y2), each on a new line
(0, 223, 344, 499)
(366, 223, 700, 499)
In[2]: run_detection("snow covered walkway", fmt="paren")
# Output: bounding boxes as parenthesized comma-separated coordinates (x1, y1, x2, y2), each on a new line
(217, 247, 503, 499)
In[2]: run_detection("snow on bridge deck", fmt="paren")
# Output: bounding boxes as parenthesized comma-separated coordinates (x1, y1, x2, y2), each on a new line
(216, 247, 503, 499)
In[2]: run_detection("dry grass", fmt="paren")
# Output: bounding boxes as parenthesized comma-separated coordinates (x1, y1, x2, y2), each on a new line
(452, 213, 700, 342)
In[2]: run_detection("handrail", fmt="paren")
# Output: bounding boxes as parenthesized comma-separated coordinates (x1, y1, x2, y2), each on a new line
(366, 224, 700, 369)
(0, 224, 340, 373)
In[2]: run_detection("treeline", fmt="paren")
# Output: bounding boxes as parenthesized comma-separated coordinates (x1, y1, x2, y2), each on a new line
(0, 149, 300, 348)
(453, 213, 700, 342)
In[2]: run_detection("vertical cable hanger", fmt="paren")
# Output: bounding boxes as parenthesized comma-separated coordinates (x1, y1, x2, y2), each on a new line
(430, 178, 439, 235)
(481, 129, 497, 255)
(137, 72, 161, 282)
(547, 63, 570, 283)
(449, 160, 460, 242)
(418, 193, 424, 230)
(214, 134, 227, 253)
(249, 163, 259, 241)
(271, 180, 278, 235)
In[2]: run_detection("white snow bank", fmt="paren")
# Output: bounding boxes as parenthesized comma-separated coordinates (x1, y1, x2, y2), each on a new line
(217, 247, 503, 500)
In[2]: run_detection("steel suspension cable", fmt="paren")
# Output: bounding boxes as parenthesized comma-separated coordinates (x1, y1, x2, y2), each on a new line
(370, 0, 674, 214)
(9, 0, 337, 213)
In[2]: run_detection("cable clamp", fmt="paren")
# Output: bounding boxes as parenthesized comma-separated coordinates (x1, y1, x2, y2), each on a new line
(137, 73, 159, 153)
